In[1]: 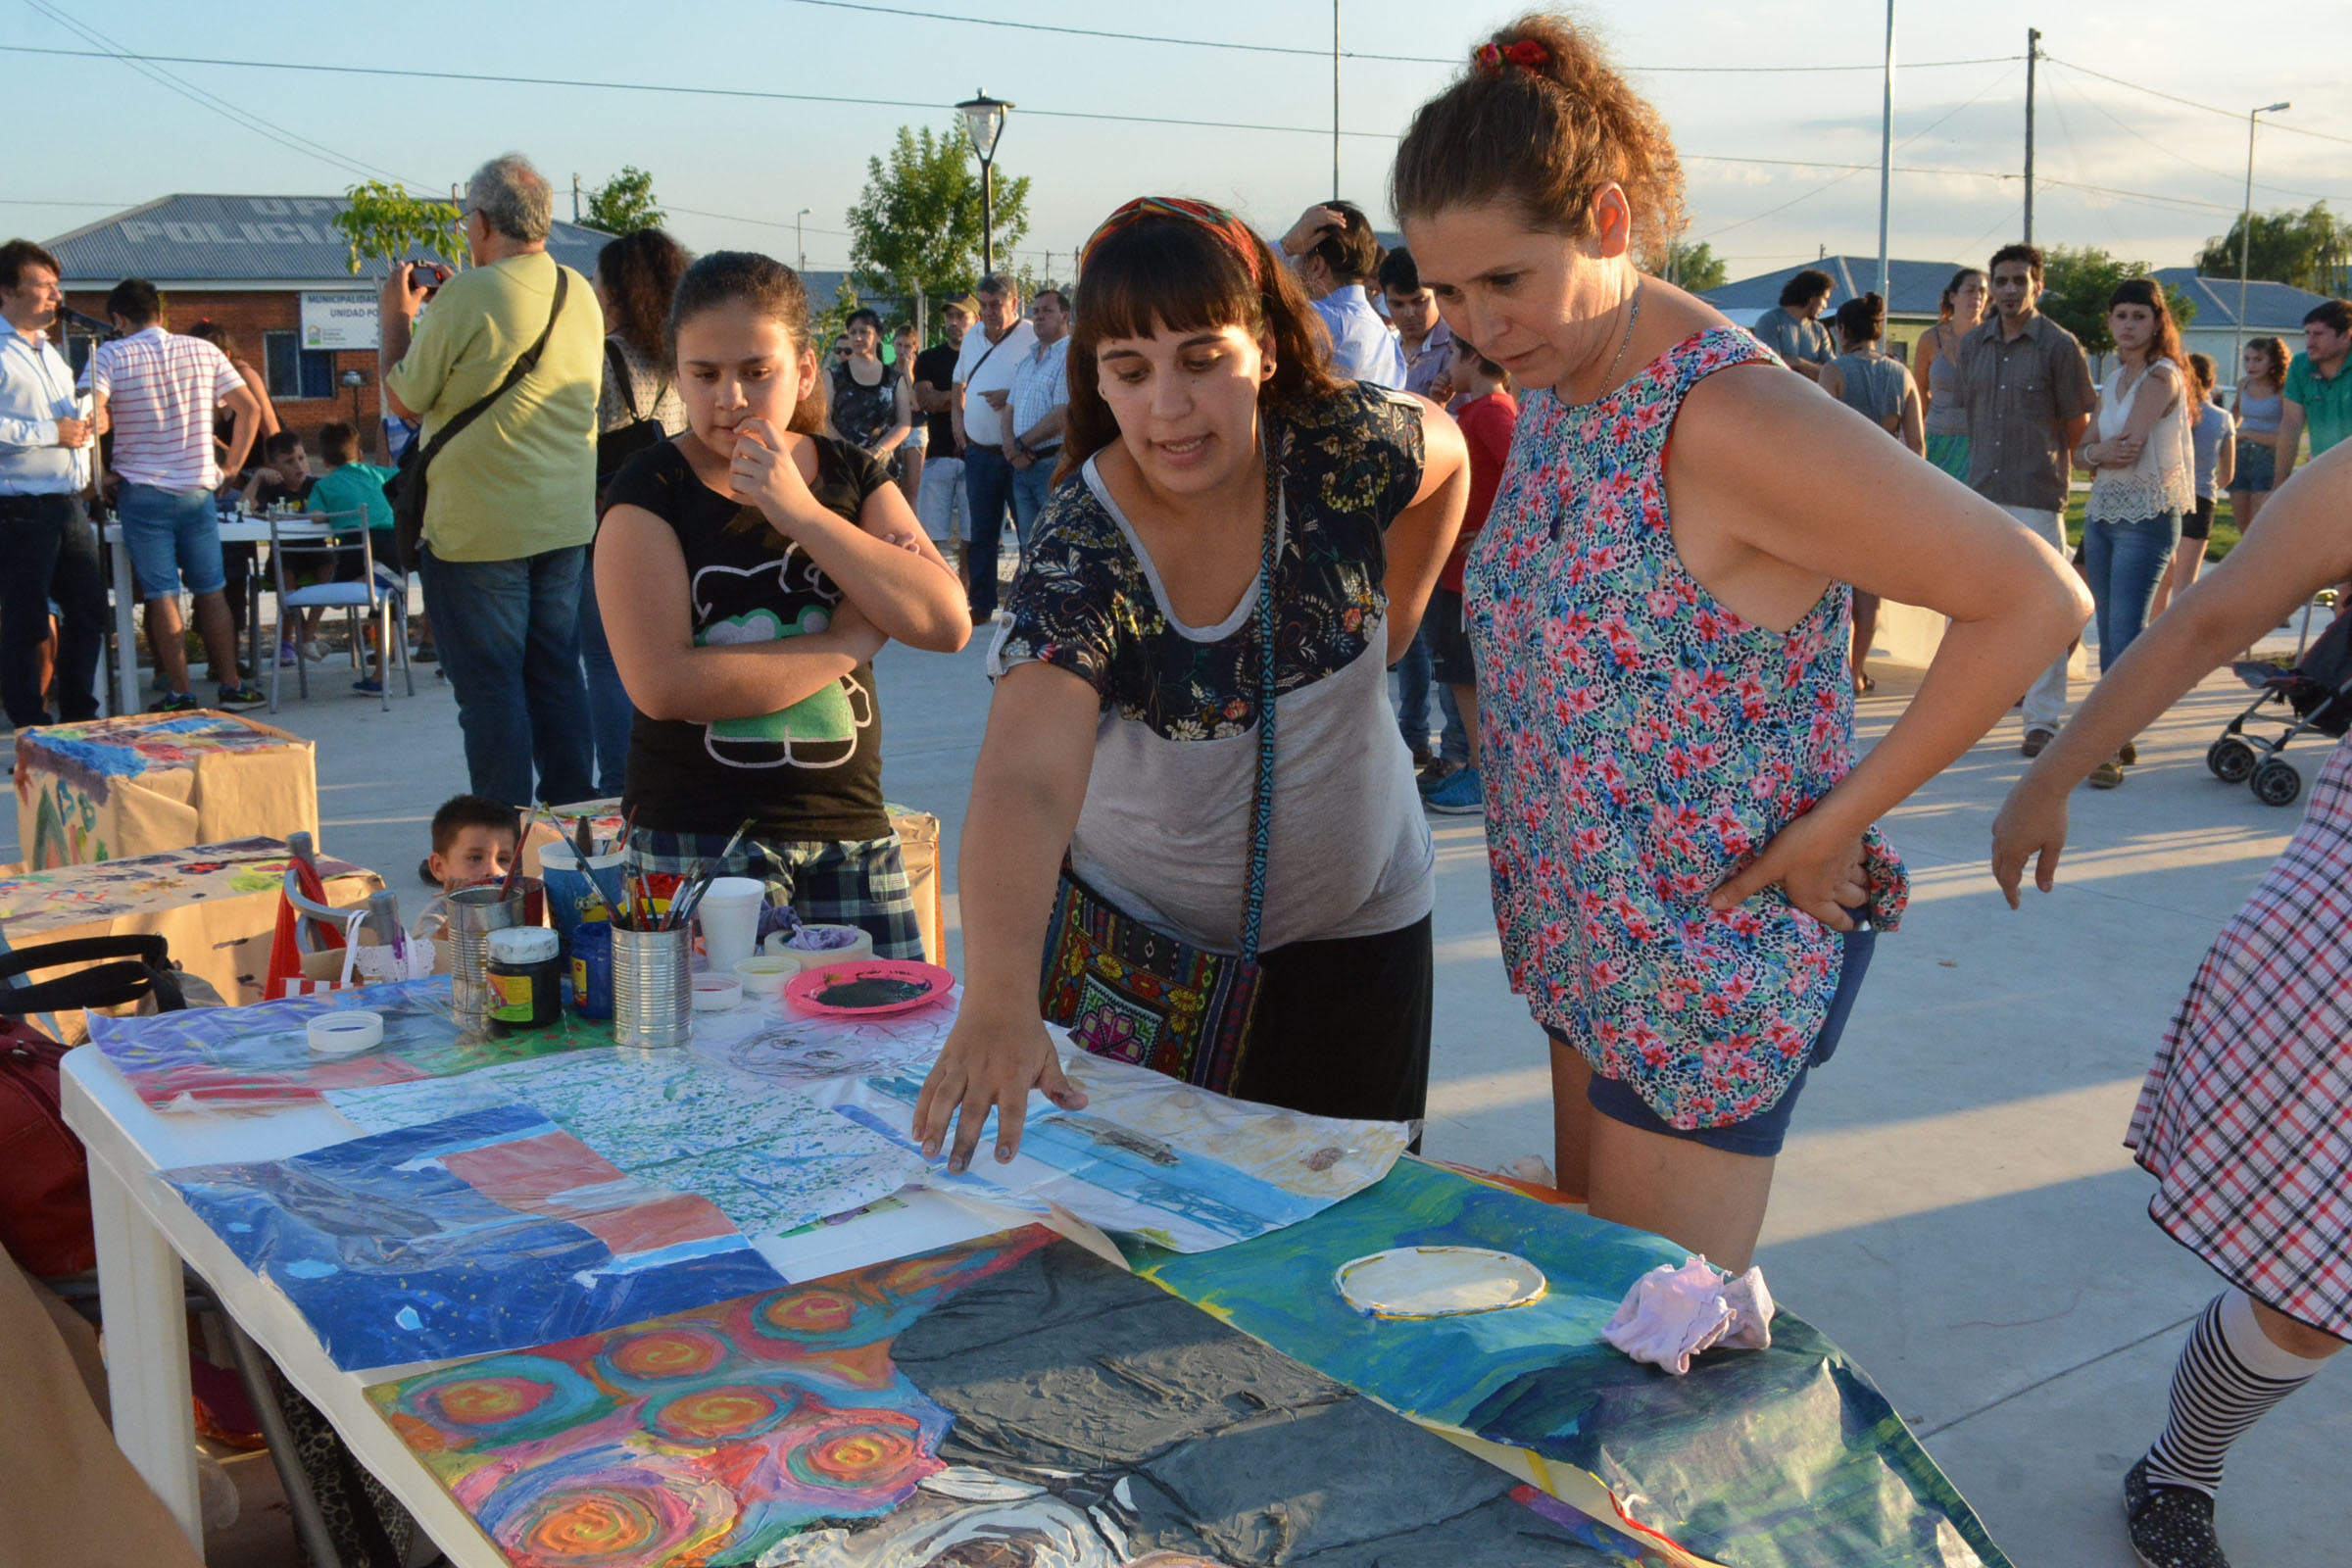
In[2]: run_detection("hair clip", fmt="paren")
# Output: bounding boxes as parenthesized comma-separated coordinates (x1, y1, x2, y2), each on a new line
(1475, 38, 1552, 75)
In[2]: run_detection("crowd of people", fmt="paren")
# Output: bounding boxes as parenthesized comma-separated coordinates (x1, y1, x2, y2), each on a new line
(4, 15, 2352, 1566)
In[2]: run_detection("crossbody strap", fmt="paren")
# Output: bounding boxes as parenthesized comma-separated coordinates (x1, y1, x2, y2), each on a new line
(604, 336, 643, 421)
(1238, 426, 1284, 963)
(415, 266, 569, 471)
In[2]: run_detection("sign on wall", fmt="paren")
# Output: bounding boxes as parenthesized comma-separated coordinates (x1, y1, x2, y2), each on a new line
(299, 291, 378, 350)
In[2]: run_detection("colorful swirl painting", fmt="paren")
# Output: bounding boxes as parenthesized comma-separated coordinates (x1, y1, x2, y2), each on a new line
(368, 1228, 1055, 1568)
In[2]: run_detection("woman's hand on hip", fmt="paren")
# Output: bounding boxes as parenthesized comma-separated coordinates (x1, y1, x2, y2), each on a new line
(1990, 778, 2072, 908)
(1708, 809, 1869, 931)
(913, 1004, 1087, 1171)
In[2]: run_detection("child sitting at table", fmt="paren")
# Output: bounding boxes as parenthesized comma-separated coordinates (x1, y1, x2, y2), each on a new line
(426, 794, 517, 891)
(306, 421, 402, 694)
(240, 432, 317, 666)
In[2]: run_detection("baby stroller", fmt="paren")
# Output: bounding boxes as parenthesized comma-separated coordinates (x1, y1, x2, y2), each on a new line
(2210, 609, 2352, 807)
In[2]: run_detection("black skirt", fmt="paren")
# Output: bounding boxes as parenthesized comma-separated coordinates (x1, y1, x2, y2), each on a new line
(1229, 913, 1434, 1127)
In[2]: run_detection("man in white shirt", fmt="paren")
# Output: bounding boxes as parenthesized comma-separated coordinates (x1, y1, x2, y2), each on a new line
(0, 240, 105, 726)
(953, 272, 1037, 621)
(89, 278, 264, 710)
(1279, 201, 1407, 390)
(1004, 288, 1071, 546)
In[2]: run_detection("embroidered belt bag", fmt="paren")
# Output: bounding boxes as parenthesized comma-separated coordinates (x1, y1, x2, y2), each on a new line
(1037, 438, 1282, 1096)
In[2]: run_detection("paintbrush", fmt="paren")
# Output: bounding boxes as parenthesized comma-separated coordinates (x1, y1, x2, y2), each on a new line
(666, 819, 755, 932)
(499, 804, 544, 901)
(662, 860, 710, 932)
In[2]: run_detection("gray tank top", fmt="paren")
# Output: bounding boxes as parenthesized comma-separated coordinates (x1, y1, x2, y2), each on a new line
(1833, 350, 1909, 431)
(2238, 390, 2283, 435)
(1924, 330, 1968, 434)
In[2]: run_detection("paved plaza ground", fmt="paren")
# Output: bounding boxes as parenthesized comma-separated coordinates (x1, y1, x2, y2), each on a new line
(5, 612, 2343, 1567)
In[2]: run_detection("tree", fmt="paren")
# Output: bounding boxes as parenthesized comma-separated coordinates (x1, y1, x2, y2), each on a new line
(810, 280, 864, 352)
(1650, 240, 1727, 292)
(332, 181, 464, 274)
(846, 123, 1031, 312)
(584, 167, 665, 236)
(2037, 246, 2197, 358)
(2194, 202, 2351, 295)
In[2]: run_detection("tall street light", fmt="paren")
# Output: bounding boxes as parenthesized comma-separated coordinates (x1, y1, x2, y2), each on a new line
(796, 208, 811, 273)
(957, 91, 1013, 276)
(2237, 101, 2291, 380)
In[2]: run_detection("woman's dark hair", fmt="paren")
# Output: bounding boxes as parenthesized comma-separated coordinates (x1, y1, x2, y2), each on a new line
(1780, 269, 1836, 310)
(183, 318, 239, 359)
(1937, 268, 1985, 322)
(596, 228, 690, 363)
(2109, 277, 2183, 368)
(1393, 13, 1684, 259)
(845, 307, 882, 335)
(1835, 292, 1886, 346)
(666, 251, 826, 438)
(1059, 209, 1341, 485)
(2245, 335, 2289, 386)
(2186, 352, 2218, 403)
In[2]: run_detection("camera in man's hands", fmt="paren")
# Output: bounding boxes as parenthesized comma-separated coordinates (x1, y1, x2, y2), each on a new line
(406, 261, 451, 295)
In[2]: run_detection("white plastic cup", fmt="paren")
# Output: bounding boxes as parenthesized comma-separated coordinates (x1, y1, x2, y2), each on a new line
(694, 877, 766, 972)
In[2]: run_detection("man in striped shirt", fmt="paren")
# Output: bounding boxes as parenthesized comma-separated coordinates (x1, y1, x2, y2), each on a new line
(89, 278, 265, 710)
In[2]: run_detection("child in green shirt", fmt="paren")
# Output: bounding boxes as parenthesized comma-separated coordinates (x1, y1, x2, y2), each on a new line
(304, 420, 402, 693)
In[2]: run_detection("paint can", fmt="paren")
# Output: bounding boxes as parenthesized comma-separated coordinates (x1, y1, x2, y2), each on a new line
(433, 883, 525, 1036)
(612, 922, 693, 1049)
(570, 919, 614, 1020)
(485, 926, 563, 1034)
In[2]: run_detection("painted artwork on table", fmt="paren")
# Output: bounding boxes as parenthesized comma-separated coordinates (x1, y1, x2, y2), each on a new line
(169, 1102, 786, 1371)
(1129, 1158, 2014, 1568)
(368, 1225, 1622, 1568)
(17, 710, 296, 781)
(692, 993, 961, 1088)
(0, 837, 366, 938)
(88, 976, 608, 1109)
(329, 1049, 928, 1242)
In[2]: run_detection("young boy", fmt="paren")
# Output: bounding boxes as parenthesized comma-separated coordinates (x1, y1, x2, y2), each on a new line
(426, 794, 518, 891)
(1422, 344, 1517, 817)
(241, 432, 316, 666)
(305, 421, 402, 694)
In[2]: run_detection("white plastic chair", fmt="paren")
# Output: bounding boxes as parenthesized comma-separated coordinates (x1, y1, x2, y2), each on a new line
(265, 510, 415, 712)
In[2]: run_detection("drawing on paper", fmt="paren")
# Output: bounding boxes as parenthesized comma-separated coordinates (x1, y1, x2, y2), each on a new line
(169, 1102, 786, 1370)
(0, 837, 365, 936)
(693, 991, 960, 1088)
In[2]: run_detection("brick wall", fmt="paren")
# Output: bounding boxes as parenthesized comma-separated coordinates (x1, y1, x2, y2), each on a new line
(64, 288, 387, 459)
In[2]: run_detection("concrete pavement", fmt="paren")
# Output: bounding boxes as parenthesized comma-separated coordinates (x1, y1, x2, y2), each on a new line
(6, 622, 2343, 1568)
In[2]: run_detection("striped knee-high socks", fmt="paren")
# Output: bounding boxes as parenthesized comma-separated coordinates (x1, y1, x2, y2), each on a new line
(2142, 1290, 2326, 1496)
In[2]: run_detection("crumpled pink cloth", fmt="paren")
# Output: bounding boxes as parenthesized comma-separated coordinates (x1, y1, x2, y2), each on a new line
(1602, 1256, 1777, 1374)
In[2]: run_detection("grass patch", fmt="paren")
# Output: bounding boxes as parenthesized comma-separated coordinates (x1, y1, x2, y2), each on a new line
(2062, 492, 2243, 562)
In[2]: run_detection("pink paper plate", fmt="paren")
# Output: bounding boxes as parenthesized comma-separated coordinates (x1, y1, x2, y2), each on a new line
(781, 958, 956, 1018)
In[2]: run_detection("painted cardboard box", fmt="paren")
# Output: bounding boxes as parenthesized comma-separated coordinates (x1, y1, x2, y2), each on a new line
(13, 710, 319, 870)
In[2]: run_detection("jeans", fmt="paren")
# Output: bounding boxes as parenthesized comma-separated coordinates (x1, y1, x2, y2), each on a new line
(963, 445, 1022, 618)
(1393, 628, 1469, 762)
(915, 453, 966, 542)
(1009, 453, 1058, 541)
(2082, 510, 2181, 673)
(575, 558, 633, 796)
(2000, 505, 2072, 732)
(0, 493, 105, 726)
(417, 545, 597, 808)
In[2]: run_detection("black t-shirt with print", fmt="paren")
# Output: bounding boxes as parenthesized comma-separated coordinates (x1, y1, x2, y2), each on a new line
(602, 435, 893, 842)
(914, 344, 961, 452)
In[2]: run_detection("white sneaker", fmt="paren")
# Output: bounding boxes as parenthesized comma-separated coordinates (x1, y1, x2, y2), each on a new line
(300, 638, 332, 662)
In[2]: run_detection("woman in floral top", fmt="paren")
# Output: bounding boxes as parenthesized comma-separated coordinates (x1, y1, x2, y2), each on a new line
(911, 198, 1470, 1172)
(1395, 19, 2090, 1270)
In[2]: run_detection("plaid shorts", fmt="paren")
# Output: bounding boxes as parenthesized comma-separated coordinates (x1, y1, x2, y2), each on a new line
(628, 828, 924, 962)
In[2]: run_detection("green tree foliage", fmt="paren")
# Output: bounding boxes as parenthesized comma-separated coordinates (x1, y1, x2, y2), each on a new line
(2195, 202, 2352, 295)
(585, 167, 665, 236)
(1651, 240, 1727, 291)
(332, 181, 464, 274)
(810, 280, 864, 353)
(846, 124, 1031, 311)
(2037, 246, 2197, 357)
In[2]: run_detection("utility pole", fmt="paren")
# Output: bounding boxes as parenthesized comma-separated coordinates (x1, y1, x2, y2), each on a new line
(2022, 28, 2039, 244)
(572, 172, 582, 224)
(1876, 0, 1894, 301)
(1332, 1, 1342, 198)
(2238, 102, 2293, 378)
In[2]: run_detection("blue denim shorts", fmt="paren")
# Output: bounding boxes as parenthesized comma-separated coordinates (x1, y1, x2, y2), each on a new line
(117, 484, 226, 598)
(1559, 919, 1879, 1158)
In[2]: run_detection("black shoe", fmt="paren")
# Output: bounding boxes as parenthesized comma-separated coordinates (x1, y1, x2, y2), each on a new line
(2125, 1458, 2229, 1568)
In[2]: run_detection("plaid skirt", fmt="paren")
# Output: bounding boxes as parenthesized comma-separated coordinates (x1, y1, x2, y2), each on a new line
(628, 828, 924, 962)
(2128, 735, 2352, 1339)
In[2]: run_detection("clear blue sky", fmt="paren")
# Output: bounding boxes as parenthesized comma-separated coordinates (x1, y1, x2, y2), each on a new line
(9, 0, 2349, 286)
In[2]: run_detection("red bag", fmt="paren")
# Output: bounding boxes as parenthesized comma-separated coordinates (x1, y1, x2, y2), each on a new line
(0, 935, 187, 1278)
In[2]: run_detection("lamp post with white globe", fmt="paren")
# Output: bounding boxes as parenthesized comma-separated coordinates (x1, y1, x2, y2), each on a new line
(957, 91, 1013, 277)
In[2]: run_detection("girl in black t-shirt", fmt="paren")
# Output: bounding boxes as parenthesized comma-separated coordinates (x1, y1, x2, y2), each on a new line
(596, 252, 969, 956)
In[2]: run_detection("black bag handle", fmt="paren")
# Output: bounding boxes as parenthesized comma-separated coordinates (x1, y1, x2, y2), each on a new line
(0, 935, 186, 1016)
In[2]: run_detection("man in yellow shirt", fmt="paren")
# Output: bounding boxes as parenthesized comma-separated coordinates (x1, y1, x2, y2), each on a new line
(381, 153, 603, 808)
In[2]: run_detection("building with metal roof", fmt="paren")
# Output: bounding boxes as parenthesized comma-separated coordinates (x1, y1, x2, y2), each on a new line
(2151, 268, 2340, 373)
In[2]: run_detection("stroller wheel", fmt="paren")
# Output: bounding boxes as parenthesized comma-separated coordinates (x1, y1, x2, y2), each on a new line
(2251, 758, 2304, 807)
(2208, 736, 2258, 783)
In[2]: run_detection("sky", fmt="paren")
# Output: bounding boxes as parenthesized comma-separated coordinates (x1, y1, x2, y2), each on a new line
(9, 0, 2350, 288)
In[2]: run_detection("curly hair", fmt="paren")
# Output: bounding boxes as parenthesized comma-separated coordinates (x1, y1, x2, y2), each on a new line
(1058, 208, 1341, 484)
(1392, 12, 1685, 260)
(2244, 335, 2289, 387)
(597, 228, 690, 364)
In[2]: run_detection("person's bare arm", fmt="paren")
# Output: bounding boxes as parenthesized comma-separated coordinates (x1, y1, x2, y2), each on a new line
(912, 662, 1100, 1168)
(376, 263, 429, 421)
(875, 376, 912, 456)
(1381, 397, 1470, 662)
(2276, 400, 2309, 485)
(1898, 376, 1926, 457)
(1681, 366, 2090, 926)
(2085, 363, 2180, 467)
(219, 384, 262, 479)
(950, 383, 968, 452)
(594, 502, 880, 722)
(2213, 422, 2236, 491)
(1994, 444, 2352, 901)
(1817, 360, 1844, 402)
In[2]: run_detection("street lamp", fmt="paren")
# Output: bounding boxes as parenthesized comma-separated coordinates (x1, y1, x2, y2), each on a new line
(340, 368, 366, 423)
(2236, 101, 2291, 382)
(796, 208, 811, 274)
(956, 91, 1013, 276)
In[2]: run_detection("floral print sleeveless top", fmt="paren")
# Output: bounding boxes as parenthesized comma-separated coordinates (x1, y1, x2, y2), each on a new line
(1467, 327, 1909, 1130)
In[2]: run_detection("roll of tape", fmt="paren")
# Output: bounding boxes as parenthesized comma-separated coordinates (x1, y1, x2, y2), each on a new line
(690, 973, 743, 1012)
(308, 1009, 384, 1056)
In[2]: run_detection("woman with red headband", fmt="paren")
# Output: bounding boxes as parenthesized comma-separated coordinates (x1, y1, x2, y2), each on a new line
(913, 197, 1471, 1170)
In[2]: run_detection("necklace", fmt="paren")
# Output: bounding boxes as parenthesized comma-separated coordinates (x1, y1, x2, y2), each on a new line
(1585, 278, 1644, 402)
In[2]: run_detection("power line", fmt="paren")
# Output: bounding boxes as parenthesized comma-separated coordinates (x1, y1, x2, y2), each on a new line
(2042, 64, 2342, 204)
(2041, 55, 2352, 149)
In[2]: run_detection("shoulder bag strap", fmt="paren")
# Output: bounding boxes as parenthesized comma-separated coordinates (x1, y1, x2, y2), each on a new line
(413, 267, 570, 471)
(605, 336, 643, 421)
(1238, 426, 1283, 964)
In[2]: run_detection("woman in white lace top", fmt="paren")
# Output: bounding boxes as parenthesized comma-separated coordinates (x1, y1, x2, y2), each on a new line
(2075, 277, 2194, 788)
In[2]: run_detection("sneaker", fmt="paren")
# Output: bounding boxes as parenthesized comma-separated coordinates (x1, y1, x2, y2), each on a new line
(1426, 764, 1485, 815)
(2087, 759, 2127, 790)
(2120, 740, 2139, 765)
(2123, 1457, 2228, 1568)
(274, 641, 303, 668)
(151, 691, 201, 713)
(301, 638, 333, 662)
(411, 642, 438, 663)
(216, 682, 268, 710)
(1416, 757, 1464, 796)
(353, 677, 385, 696)
(2021, 727, 2056, 759)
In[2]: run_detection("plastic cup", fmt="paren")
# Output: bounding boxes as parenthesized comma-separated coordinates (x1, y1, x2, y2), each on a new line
(693, 877, 766, 972)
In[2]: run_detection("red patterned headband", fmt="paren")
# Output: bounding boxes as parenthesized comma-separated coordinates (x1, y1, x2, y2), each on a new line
(1474, 38, 1552, 76)
(1081, 197, 1265, 288)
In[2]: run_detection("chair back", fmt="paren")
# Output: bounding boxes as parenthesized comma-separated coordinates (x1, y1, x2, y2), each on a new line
(267, 509, 382, 609)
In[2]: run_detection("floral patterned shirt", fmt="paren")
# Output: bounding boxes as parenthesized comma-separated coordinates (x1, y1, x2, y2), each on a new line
(1468, 328, 1910, 1130)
